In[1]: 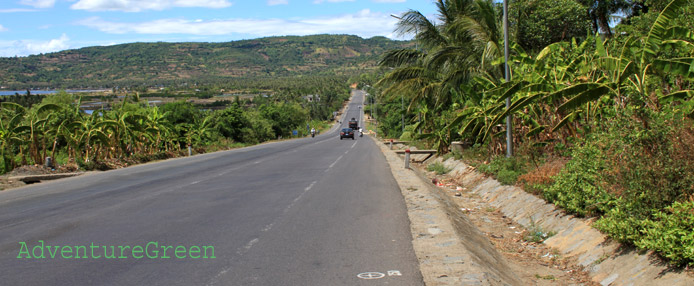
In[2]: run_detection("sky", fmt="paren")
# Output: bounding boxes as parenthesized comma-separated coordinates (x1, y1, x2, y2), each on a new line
(0, 0, 437, 57)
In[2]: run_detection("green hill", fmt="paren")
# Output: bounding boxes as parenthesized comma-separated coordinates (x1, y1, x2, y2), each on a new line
(0, 34, 410, 89)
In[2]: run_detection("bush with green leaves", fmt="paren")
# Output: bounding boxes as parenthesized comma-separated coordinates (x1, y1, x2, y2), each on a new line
(426, 162, 451, 175)
(542, 141, 616, 217)
(477, 156, 527, 186)
(546, 110, 694, 265)
(637, 200, 694, 266)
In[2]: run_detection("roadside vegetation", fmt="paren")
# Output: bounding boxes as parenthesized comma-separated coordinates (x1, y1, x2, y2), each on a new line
(370, 0, 694, 267)
(0, 76, 350, 174)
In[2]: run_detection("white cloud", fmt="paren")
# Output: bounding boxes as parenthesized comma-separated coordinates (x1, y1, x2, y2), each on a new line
(76, 9, 401, 39)
(20, 0, 56, 8)
(71, 0, 232, 12)
(0, 25, 7, 32)
(268, 0, 288, 5)
(0, 34, 70, 57)
(372, 0, 405, 2)
(0, 8, 38, 13)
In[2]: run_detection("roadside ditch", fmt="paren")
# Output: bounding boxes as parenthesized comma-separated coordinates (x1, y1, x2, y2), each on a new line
(375, 139, 694, 285)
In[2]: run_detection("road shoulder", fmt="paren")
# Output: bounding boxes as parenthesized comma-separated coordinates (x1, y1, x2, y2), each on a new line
(373, 136, 523, 285)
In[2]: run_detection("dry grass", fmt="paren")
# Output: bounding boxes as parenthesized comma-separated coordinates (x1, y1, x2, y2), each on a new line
(517, 158, 568, 194)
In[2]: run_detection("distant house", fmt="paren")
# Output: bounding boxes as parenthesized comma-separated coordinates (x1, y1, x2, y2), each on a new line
(304, 94, 320, 102)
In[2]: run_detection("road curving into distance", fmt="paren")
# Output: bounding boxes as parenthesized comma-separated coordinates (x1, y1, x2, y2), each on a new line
(0, 90, 424, 285)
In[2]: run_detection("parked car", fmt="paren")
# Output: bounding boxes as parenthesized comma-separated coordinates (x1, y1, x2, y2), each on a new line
(340, 128, 355, 140)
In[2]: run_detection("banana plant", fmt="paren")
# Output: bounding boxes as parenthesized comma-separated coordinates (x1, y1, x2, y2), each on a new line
(553, 0, 694, 126)
(70, 114, 117, 162)
(0, 102, 30, 172)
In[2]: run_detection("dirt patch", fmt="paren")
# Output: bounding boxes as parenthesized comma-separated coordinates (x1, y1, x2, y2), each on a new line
(421, 170, 599, 285)
(1, 164, 82, 191)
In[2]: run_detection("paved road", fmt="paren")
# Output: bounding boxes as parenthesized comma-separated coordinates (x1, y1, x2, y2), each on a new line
(0, 90, 424, 285)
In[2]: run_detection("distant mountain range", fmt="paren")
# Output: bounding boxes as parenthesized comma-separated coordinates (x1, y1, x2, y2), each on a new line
(0, 34, 410, 89)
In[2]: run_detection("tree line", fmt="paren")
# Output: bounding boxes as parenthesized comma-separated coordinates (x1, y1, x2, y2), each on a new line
(1, 79, 350, 173)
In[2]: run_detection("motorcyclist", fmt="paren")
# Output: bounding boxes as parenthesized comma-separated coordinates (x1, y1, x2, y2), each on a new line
(358, 128, 363, 137)
(310, 128, 316, 137)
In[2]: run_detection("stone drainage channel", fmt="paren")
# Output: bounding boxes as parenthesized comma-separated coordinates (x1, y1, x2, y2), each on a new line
(375, 138, 694, 286)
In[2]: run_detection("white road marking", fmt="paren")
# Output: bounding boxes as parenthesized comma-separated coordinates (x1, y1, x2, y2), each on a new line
(262, 223, 274, 232)
(388, 270, 402, 276)
(329, 155, 343, 169)
(357, 272, 386, 280)
(190, 181, 200, 185)
(305, 181, 316, 191)
(243, 238, 259, 250)
(286, 180, 318, 212)
(351, 141, 357, 149)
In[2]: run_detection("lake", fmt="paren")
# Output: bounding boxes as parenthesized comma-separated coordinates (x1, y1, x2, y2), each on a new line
(0, 89, 108, 96)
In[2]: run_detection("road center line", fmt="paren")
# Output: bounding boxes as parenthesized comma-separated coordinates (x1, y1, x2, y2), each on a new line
(351, 141, 357, 149)
(305, 181, 316, 191)
(243, 238, 259, 250)
(329, 155, 343, 169)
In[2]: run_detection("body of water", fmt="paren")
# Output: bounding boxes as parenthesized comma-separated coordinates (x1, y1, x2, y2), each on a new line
(0, 89, 108, 96)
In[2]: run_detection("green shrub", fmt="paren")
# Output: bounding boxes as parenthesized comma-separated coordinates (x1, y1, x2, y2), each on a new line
(477, 156, 526, 185)
(427, 162, 452, 175)
(542, 142, 616, 216)
(637, 200, 694, 266)
(543, 111, 694, 265)
(593, 200, 648, 243)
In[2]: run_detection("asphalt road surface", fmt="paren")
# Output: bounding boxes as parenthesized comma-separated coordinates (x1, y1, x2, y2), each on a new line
(0, 90, 424, 285)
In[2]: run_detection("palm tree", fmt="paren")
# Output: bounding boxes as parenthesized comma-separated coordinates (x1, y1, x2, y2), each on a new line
(378, 0, 504, 150)
(580, 0, 632, 37)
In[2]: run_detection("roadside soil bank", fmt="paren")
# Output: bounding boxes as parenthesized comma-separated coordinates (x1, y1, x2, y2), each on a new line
(374, 138, 597, 285)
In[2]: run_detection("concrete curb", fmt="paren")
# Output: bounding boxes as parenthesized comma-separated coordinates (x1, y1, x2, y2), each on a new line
(432, 156, 694, 286)
(374, 137, 522, 286)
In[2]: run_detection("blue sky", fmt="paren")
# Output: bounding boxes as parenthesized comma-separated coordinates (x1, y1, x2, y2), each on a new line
(0, 0, 437, 57)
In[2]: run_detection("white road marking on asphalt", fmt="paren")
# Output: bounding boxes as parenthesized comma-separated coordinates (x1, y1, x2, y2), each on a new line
(262, 223, 274, 232)
(217, 166, 242, 176)
(357, 272, 386, 279)
(329, 155, 343, 169)
(284, 180, 318, 214)
(190, 181, 200, 185)
(244, 238, 259, 250)
(388, 270, 402, 276)
(351, 141, 357, 149)
(305, 181, 316, 191)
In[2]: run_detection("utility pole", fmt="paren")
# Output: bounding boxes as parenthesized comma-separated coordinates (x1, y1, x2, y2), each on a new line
(401, 94, 405, 133)
(504, 0, 513, 158)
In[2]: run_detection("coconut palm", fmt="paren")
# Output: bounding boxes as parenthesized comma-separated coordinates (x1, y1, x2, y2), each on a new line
(378, 0, 503, 149)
